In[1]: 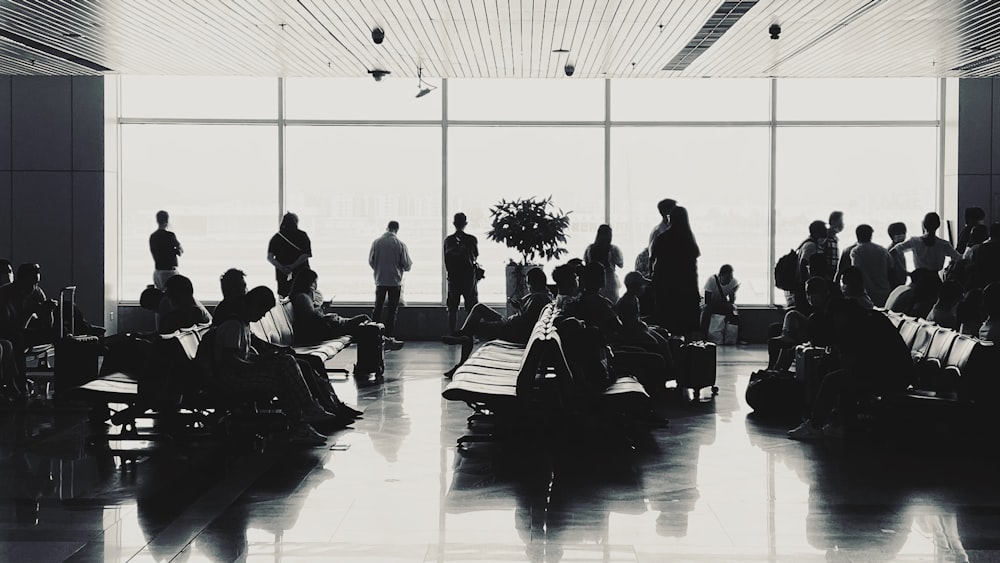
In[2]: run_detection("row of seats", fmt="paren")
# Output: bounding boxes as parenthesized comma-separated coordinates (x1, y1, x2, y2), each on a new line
(442, 304, 650, 449)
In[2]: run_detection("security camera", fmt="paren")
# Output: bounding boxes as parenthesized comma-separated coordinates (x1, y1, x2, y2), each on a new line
(564, 63, 575, 77)
(368, 69, 390, 81)
(768, 24, 781, 40)
(372, 27, 385, 44)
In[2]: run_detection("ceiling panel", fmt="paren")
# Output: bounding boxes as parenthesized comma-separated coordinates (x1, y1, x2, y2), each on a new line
(0, 0, 997, 78)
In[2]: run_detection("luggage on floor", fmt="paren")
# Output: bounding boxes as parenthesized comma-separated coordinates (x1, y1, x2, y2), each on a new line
(794, 344, 831, 408)
(679, 340, 717, 399)
(353, 322, 385, 378)
(745, 369, 804, 418)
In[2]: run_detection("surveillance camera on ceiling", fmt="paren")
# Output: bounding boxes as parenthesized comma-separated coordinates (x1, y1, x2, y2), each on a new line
(372, 27, 385, 44)
(368, 69, 390, 81)
(769, 23, 781, 40)
(564, 63, 575, 77)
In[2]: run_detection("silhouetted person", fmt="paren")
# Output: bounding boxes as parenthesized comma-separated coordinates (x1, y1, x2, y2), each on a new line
(980, 283, 1000, 343)
(849, 224, 892, 307)
(369, 220, 411, 349)
(887, 221, 908, 289)
(212, 268, 248, 325)
(891, 212, 961, 278)
(650, 206, 701, 337)
(584, 224, 624, 302)
(267, 212, 312, 298)
(443, 212, 479, 334)
(957, 206, 986, 254)
(288, 268, 371, 344)
(0, 263, 56, 381)
(156, 274, 211, 334)
(149, 210, 183, 290)
(885, 268, 941, 319)
(785, 220, 828, 312)
(647, 198, 677, 253)
(927, 279, 963, 330)
(970, 222, 1000, 290)
(822, 211, 845, 279)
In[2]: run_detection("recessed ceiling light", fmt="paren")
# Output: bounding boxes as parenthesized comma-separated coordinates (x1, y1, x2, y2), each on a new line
(552, 48, 569, 53)
(62, 32, 82, 38)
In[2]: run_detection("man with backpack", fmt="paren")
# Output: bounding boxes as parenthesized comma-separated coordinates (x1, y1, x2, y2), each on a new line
(775, 220, 827, 312)
(443, 212, 480, 334)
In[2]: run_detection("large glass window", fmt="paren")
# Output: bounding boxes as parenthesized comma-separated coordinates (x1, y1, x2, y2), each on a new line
(777, 78, 938, 121)
(120, 76, 278, 119)
(612, 79, 771, 122)
(611, 127, 772, 304)
(448, 79, 605, 121)
(448, 127, 605, 302)
(285, 78, 441, 121)
(774, 126, 939, 302)
(285, 126, 443, 302)
(120, 124, 278, 301)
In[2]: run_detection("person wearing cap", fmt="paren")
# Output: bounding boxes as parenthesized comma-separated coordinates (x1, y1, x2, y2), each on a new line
(443, 212, 479, 335)
(150, 210, 183, 290)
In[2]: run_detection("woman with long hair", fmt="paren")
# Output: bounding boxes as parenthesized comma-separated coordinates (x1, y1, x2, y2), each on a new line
(650, 206, 702, 336)
(583, 224, 624, 302)
(890, 212, 961, 277)
(267, 212, 312, 298)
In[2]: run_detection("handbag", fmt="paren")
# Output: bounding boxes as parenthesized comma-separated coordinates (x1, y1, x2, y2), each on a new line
(474, 262, 486, 280)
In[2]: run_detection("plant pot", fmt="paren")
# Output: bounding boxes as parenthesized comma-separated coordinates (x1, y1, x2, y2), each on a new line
(506, 263, 542, 317)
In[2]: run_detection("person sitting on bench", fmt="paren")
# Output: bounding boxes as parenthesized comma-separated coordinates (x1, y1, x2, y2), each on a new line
(212, 286, 350, 446)
(441, 267, 552, 377)
(0, 263, 57, 377)
(157, 274, 212, 334)
(288, 269, 371, 345)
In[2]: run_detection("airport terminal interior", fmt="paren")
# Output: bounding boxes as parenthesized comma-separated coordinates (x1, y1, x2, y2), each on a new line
(1, 1, 1000, 561)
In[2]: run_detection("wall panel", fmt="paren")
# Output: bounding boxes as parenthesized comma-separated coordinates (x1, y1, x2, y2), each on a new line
(12, 76, 72, 171)
(12, 171, 73, 298)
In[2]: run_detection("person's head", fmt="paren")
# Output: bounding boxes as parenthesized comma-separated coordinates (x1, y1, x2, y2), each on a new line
(0, 259, 12, 286)
(15, 263, 40, 288)
(387, 220, 400, 233)
(219, 268, 247, 300)
(289, 268, 319, 296)
(279, 212, 299, 232)
(525, 267, 547, 290)
(840, 266, 864, 291)
(855, 224, 874, 243)
(965, 206, 987, 226)
(828, 211, 844, 234)
(164, 274, 195, 306)
(657, 199, 677, 220)
(969, 224, 989, 247)
(718, 264, 734, 285)
(580, 263, 606, 292)
(922, 212, 941, 235)
(808, 220, 827, 241)
(139, 286, 165, 311)
(807, 253, 829, 280)
(453, 212, 467, 232)
(669, 206, 691, 232)
(551, 264, 579, 296)
(594, 224, 613, 245)
(983, 282, 1000, 317)
(244, 286, 276, 322)
(936, 280, 964, 308)
(804, 276, 830, 309)
(888, 222, 907, 243)
(623, 271, 650, 294)
(155, 210, 169, 228)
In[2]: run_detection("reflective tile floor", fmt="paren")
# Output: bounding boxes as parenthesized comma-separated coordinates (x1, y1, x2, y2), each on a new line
(2, 343, 1000, 562)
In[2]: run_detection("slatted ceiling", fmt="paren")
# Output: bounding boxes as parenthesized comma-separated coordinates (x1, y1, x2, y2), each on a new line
(1, 0, 1000, 77)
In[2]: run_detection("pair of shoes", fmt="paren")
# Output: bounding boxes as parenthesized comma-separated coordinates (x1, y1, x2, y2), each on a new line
(787, 421, 824, 440)
(441, 334, 473, 346)
(821, 423, 845, 438)
(443, 365, 458, 378)
(288, 425, 327, 447)
(339, 405, 364, 419)
(384, 337, 405, 351)
(301, 407, 341, 424)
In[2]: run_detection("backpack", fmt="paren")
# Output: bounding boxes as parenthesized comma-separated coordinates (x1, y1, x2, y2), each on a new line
(774, 248, 800, 290)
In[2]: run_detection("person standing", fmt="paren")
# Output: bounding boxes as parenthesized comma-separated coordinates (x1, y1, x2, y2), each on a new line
(822, 211, 844, 281)
(149, 210, 183, 290)
(584, 224, 625, 302)
(849, 224, 892, 307)
(647, 198, 677, 253)
(650, 206, 701, 337)
(267, 212, 312, 299)
(369, 220, 411, 349)
(443, 212, 479, 334)
(890, 212, 961, 278)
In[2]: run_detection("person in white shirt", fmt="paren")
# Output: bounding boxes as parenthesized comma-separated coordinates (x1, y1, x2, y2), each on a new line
(368, 221, 412, 348)
(890, 212, 961, 276)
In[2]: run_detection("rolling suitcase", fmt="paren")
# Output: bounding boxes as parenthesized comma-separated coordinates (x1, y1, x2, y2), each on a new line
(681, 340, 718, 400)
(794, 344, 831, 408)
(353, 322, 385, 381)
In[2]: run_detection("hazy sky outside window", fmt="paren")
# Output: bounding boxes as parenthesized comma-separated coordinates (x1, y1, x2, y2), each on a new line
(612, 79, 770, 122)
(777, 78, 938, 121)
(285, 77, 440, 121)
(285, 126, 442, 302)
(121, 76, 277, 119)
(120, 124, 278, 301)
(448, 79, 604, 121)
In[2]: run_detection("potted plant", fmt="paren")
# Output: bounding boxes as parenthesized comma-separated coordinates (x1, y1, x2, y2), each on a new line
(486, 196, 571, 315)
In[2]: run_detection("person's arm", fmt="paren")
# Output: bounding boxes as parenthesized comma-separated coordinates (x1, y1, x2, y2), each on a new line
(286, 253, 310, 271)
(470, 237, 479, 260)
(946, 241, 962, 262)
(583, 245, 592, 264)
(400, 241, 412, 272)
(612, 245, 624, 268)
(368, 240, 377, 270)
(267, 252, 289, 273)
(172, 233, 183, 256)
